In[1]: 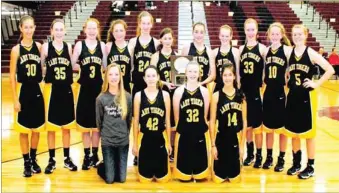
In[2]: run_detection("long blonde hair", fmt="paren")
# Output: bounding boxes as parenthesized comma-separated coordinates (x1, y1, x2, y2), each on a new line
(107, 19, 128, 42)
(101, 64, 128, 120)
(136, 11, 154, 36)
(267, 22, 291, 46)
(84, 18, 101, 41)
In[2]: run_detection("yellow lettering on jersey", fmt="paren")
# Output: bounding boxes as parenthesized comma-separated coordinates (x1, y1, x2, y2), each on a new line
(240, 52, 260, 62)
(296, 64, 310, 73)
(180, 99, 190, 109)
(20, 55, 29, 64)
(47, 58, 58, 66)
(135, 51, 152, 60)
(28, 54, 40, 63)
(220, 102, 242, 114)
(81, 57, 91, 66)
(91, 56, 102, 65)
(289, 64, 310, 73)
(141, 108, 150, 117)
(58, 57, 70, 66)
(190, 98, 203, 107)
(217, 58, 233, 66)
(230, 102, 242, 111)
(220, 103, 230, 114)
(119, 55, 130, 63)
(150, 107, 164, 117)
(193, 56, 209, 66)
(248, 53, 261, 62)
(158, 61, 170, 71)
(266, 56, 285, 66)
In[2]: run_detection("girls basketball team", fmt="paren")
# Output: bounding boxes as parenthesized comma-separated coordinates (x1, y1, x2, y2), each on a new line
(10, 10, 334, 183)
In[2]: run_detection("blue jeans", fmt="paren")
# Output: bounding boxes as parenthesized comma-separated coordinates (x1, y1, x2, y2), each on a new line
(101, 144, 129, 184)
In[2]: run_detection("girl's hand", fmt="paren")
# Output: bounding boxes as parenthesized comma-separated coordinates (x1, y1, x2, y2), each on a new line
(166, 82, 176, 90)
(167, 144, 172, 157)
(303, 78, 319, 89)
(14, 100, 21, 112)
(212, 146, 218, 160)
(132, 144, 138, 157)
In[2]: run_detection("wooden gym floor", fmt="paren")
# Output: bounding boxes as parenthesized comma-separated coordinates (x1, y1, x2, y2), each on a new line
(1, 75, 339, 192)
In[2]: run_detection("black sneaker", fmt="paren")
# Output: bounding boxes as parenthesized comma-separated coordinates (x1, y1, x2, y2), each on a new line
(91, 155, 99, 168)
(82, 157, 91, 170)
(31, 159, 41, 173)
(287, 164, 301, 175)
(133, 156, 138, 166)
(64, 157, 77, 171)
(243, 155, 254, 166)
(263, 156, 273, 169)
(253, 154, 263, 169)
(23, 160, 32, 177)
(44, 159, 56, 174)
(287, 150, 301, 175)
(274, 157, 285, 172)
(298, 165, 314, 179)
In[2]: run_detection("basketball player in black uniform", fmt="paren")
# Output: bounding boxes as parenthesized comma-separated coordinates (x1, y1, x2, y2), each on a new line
(128, 11, 160, 165)
(128, 11, 160, 98)
(262, 22, 292, 172)
(41, 19, 77, 174)
(239, 18, 266, 168)
(210, 64, 247, 183)
(106, 19, 132, 93)
(72, 18, 107, 170)
(181, 22, 215, 89)
(10, 15, 44, 177)
(173, 61, 210, 181)
(151, 27, 176, 162)
(284, 24, 334, 179)
(132, 65, 172, 183)
(213, 25, 240, 92)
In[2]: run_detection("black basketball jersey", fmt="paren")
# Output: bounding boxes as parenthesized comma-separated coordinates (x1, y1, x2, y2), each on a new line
(77, 40, 103, 85)
(139, 90, 166, 134)
(264, 45, 288, 86)
(217, 89, 243, 134)
(107, 41, 131, 91)
(16, 42, 43, 83)
(177, 86, 208, 135)
(157, 50, 174, 83)
(45, 42, 73, 85)
(215, 47, 236, 86)
(240, 43, 264, 90)
(132, 37, 156, 84)
(188, 43, 210, 81)
(288, 47, 314, 90)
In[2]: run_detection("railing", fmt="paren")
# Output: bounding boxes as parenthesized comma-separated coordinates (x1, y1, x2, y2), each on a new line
(1, 4, 36, 44)
(68, 10, 72, 27)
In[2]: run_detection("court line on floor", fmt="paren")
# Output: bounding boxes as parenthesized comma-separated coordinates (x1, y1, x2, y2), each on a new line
(1, 141, 83, 163)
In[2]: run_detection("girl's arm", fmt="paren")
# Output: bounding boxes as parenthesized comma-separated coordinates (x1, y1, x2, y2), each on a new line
(132, 91, 141, 156)
(163, 91, 172, 155)
(9, 45, 20, 112)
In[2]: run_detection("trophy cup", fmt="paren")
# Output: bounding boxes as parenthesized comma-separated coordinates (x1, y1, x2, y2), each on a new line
(170, 56, 193, 86)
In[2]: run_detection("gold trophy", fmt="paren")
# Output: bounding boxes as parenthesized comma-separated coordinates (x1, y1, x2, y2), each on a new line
(170, 56, 192, 86)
